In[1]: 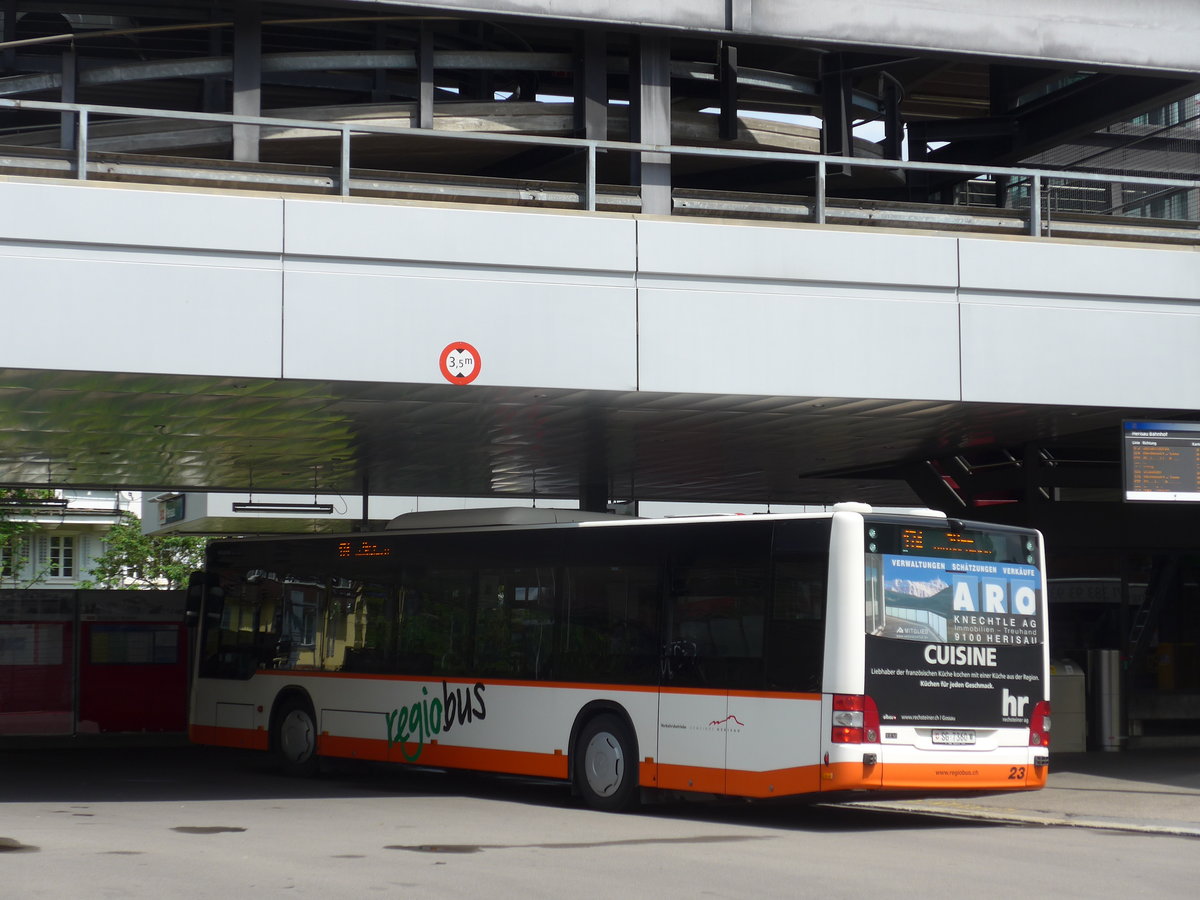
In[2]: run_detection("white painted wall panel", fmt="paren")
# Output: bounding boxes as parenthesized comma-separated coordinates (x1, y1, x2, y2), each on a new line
(959, 237, 1200, 302)
(0, 250, 283, 378)
(284, 198, 636, 273)
(282, 265, 637, 389)
(0, 180, 282, 255)
(638, 283, 960, 399)
(960, 236, 1200, 406)
(961, 295, 1200, 407)
(636, 219, 961, 399)
(638, 219, 960, 288)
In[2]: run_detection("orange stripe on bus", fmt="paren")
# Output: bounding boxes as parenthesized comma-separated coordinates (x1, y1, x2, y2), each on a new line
(819, 760, 884, 790)
(879, 762, 1048, 791)
(819, 761, 1047, 792)
(656, 762, 726, 794)
(728, 689, 821, 701)
(725, 765, 823, 798)
(190, 724, 269, 752)
(193, 724, 1045, 797)
(316, 733, 571, 780)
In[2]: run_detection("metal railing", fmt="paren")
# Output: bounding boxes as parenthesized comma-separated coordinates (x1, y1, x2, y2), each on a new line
(3, 96, 1199, 240)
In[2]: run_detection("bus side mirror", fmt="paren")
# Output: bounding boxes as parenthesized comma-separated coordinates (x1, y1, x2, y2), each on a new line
(186, 571, 224, 625)
(186, 572, 204, 625)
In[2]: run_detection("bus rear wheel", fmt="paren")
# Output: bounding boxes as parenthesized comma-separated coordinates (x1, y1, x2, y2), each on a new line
(574, 713, 638, 812)
(272, 698, 319, 777)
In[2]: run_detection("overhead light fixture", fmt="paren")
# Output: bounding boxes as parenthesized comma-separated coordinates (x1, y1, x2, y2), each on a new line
(232, 501, 334, 515)
(0, 497, 69, 509)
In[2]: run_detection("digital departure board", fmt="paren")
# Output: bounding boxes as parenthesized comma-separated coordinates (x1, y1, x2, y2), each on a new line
(1122, 420, 1200, 502)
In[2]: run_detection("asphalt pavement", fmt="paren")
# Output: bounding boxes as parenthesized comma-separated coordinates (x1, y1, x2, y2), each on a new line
(3, 735, 1197, 837)
(838, 749, 1200, 837)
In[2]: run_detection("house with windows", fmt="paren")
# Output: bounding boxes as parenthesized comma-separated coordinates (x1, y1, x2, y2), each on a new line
(0, 490, 138, 588)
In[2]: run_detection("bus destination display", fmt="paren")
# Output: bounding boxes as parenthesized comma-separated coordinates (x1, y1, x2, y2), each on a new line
(336, 539, 393, 559)
(1123, 420, 1200, 502)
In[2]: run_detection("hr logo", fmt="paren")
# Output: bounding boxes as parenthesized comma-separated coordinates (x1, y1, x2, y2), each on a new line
(1001, 688, 1030, 718)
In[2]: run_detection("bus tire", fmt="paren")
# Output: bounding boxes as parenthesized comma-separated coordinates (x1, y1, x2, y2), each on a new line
(574, 713, 638, 812)
(272, 696, 319, 777)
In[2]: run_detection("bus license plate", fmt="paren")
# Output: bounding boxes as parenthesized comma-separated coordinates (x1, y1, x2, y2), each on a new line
(932, 729, 976, 745)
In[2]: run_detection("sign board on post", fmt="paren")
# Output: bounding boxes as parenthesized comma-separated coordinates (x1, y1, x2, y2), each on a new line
(158, 494, 186, 526)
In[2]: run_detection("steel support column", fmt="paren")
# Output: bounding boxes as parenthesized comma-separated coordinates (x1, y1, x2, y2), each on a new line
(719, 41, 738, 142)
(202, 13, 224, 112)
(59, 46, 77, 151)
(819, 53, 854, 176)
(418, 23, 434, 129)
(575, 29, 608, 140)
(2, 0, 16, 72)
(232, 3, 262, 163)
(579, 413, 610, 513)
(372, 22, 389, 103)
(630, 34, 672, 216)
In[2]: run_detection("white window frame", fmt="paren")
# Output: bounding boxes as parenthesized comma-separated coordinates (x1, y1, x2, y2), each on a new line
(42, 534, 77, 580)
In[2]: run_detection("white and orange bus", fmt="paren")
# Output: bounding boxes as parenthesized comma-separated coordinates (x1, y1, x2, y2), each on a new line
(187, 502, 1050, 810)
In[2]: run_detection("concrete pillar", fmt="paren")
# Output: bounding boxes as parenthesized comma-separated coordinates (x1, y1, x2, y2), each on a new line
(630, 34, 672, 216)
(232, 2, 262, 163)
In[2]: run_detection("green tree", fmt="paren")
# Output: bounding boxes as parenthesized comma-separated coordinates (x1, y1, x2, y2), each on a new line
(82, 513, 208, 590)
(0, 487, 57, 587)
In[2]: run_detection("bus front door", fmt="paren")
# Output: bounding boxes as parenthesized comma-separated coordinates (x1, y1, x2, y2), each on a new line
(656, 637, 728, 795)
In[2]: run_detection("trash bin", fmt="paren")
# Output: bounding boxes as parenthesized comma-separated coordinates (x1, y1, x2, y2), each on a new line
(1049, 659, 1086, 752)
(1087, 649, 1122, 751)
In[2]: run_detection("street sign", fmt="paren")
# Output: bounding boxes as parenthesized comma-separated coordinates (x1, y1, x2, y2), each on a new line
(439, 342, 481, 385)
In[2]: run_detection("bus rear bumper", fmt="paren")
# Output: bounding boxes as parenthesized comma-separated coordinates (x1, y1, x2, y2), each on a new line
(820, 758, 1049, 792)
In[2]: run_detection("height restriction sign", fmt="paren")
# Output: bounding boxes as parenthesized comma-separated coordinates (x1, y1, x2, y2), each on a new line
(439, 342, 481, 385)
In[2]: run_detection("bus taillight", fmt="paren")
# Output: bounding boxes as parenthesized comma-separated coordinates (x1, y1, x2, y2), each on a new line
(831, 694, 880, 744)
(1029, 700, 1051, 747)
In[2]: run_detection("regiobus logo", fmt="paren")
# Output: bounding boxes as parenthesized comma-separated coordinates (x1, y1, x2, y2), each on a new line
(385, 681, 487, 762)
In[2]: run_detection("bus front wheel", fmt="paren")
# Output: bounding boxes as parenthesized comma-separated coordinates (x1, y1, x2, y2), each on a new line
(272, 697, 319, 777)
(574, 713, 638, 812)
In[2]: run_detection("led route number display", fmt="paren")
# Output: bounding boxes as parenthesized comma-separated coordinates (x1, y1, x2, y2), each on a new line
(336, 540, 393, 559)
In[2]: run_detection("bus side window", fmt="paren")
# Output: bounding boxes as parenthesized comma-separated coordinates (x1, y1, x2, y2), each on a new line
(198, 570, 265, 679)
(560, 565, 659, 684)
(665, 523, 771, 689)
(276, 583, 321, 668)
(474, 566, 556, 679)
(338, 582, 399, 673)
(766, 559, 827, 692)
(665, 565, 768, 688)
(398, 568, 473, 676)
